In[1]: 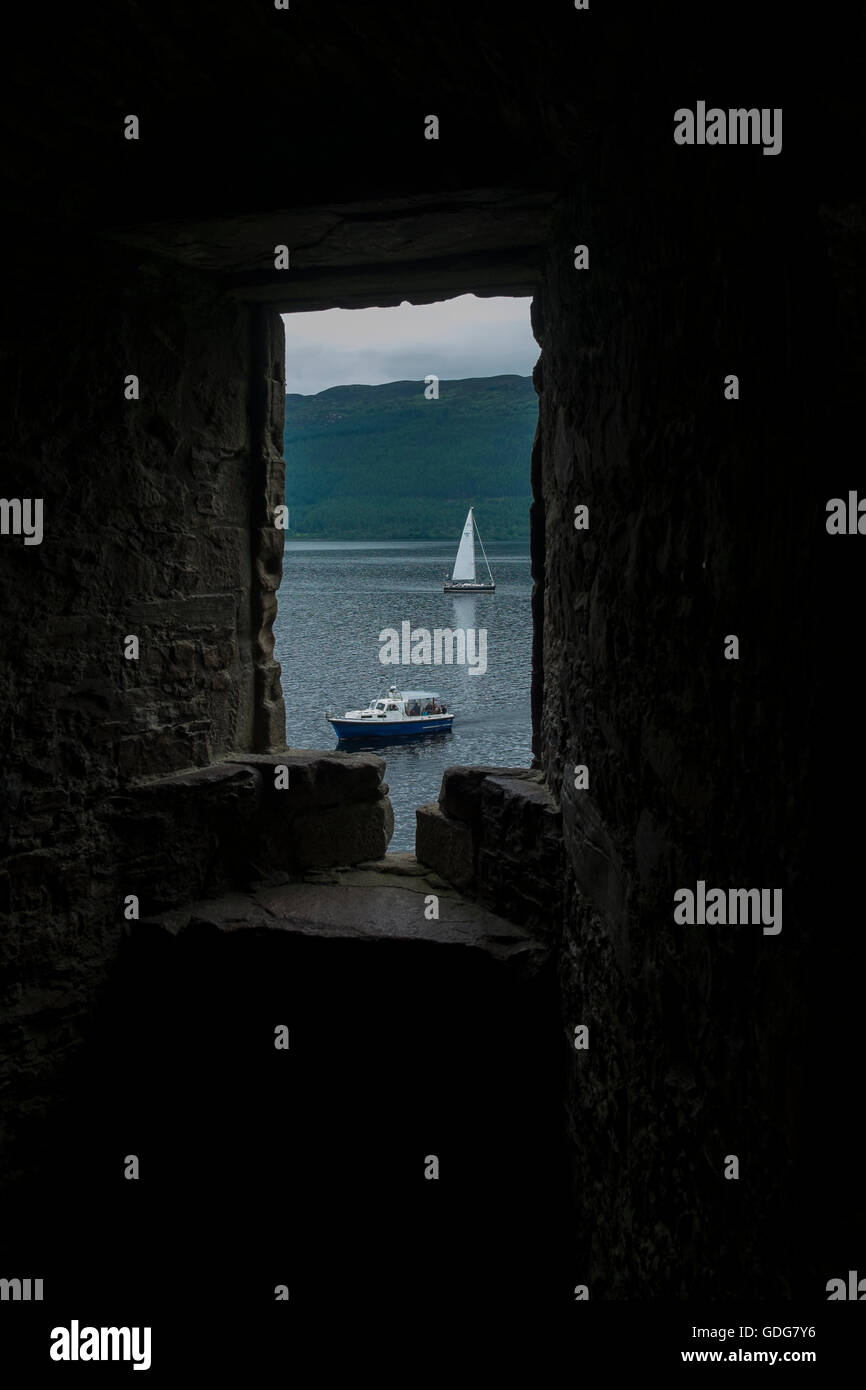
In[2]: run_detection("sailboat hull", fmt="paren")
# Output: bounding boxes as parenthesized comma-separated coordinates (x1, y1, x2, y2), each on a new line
(444, 581, 495, 592)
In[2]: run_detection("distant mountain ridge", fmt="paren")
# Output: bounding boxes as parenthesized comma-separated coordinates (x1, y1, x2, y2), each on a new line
(283, 374, 537, 539)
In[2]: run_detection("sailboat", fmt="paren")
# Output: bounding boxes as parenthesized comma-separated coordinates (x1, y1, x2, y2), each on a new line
(444, 506, 495, 592)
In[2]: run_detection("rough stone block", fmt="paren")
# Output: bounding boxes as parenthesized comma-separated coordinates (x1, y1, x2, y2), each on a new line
(103, 763, 264, 911)
(271, 789, 394, 869)
(415, 802, 475, 892)
(438, 764, 541, 825)
(136, 762, 263, 807)
(228, 750, 385, 809)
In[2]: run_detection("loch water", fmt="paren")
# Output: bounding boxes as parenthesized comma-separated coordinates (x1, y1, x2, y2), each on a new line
(273, 539, 533, 852)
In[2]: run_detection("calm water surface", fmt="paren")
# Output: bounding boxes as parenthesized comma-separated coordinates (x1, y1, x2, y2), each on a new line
(273, 540, 533, 851)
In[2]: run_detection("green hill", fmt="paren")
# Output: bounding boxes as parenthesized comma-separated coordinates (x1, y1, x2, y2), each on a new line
(283, 374, 537, 539)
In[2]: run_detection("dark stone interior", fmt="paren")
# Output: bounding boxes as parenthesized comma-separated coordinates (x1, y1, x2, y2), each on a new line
(1, 0, 864, 1325)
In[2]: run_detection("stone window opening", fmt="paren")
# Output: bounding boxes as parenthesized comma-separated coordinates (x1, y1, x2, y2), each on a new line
(267, 292, 550, 909)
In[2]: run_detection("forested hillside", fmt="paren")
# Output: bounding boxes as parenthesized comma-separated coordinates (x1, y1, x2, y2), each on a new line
(283, 375, 536, 539)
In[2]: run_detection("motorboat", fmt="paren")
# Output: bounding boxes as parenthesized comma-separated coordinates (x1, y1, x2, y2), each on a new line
(326, 686, 454, 740)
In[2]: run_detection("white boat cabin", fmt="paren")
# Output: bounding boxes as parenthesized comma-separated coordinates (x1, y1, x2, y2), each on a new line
(345, 686, 448, 722)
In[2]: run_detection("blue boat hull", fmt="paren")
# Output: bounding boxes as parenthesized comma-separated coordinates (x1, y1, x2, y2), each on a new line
(329, 716, 454, 740)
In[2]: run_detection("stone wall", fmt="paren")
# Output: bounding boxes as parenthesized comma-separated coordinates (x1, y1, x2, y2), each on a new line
(532, 162, 859, 1295)
(0, 233, 286, 1177)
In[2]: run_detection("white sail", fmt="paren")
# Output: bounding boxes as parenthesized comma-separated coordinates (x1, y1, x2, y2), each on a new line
(451, 508, 476, 582)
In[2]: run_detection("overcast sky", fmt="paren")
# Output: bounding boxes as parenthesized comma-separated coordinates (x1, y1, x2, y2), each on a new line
(282, 294, 536, 396)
